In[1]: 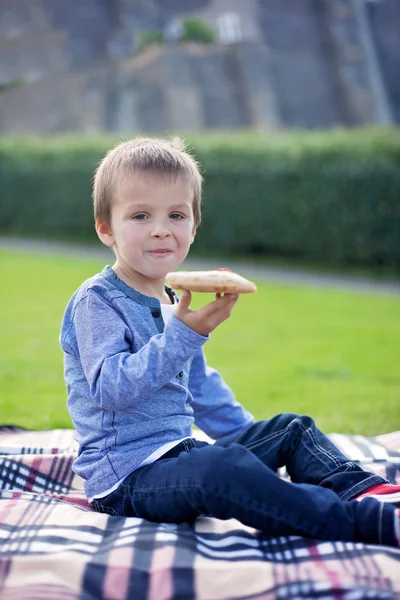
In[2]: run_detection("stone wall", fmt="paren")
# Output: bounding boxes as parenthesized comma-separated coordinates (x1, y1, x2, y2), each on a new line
(0, 0, 49, 40)
(321, 0, 374, 125)
(0, 31, 68, 84)
(0, 0, 398, 133)
(368, 0, 400, 123)
(107, 42, 280, 132)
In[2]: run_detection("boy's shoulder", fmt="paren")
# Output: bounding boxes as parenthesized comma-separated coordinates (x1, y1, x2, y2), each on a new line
(67, 266, 125, 308)
(60, 267, 127, 340)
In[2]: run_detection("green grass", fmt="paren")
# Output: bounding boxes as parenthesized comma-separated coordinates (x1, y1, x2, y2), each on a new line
(1, 248, 399, 435)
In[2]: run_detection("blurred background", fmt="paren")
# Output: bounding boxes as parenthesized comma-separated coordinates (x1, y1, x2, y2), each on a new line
(0, 0, 399, 132)
(1, 0, 400, 271)
(0, 0, 399, 433)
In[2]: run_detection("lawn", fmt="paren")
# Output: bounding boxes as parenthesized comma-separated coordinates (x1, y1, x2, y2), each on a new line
(1, 248, 399, 435)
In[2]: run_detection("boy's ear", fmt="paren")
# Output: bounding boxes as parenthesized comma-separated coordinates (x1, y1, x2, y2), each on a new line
(190, 227, 196, 244)
(96, 219, 115, 248)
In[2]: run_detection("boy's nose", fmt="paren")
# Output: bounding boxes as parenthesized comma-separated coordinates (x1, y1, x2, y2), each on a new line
(151, 226, 171, 239)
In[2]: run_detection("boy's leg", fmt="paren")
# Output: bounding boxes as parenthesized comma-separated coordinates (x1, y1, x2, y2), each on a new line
(216, 415, 387, 500)
(95, 440, 398, 547)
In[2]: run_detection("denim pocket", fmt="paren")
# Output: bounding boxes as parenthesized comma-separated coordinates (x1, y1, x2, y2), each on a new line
(91, 498, 120, 516)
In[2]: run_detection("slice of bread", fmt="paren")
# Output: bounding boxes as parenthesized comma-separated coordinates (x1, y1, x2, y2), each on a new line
(166, 270, 257, 294)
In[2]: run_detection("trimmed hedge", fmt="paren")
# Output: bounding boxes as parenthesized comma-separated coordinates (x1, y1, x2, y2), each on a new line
(1, 129, 400, 269)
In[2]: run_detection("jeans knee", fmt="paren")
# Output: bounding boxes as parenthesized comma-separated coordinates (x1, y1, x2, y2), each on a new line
(277, 413, 315, 430)
(194, 444, 249, 489)
(295, 414, 316, 430)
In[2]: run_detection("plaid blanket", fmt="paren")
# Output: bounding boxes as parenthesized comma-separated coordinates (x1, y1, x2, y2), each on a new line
(0, 427, 399, 600)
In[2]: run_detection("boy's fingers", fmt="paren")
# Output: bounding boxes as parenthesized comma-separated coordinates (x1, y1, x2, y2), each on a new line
(177, 290, 192, 311)
(197, 293, 238, 319)
(215, 292, 239, 305)
(178, 292, 239, 321)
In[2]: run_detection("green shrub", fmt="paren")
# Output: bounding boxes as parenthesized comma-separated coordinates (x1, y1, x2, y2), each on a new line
(179, 18, 216, 44)
(136, 30, 164, 53)
(0, 77, 26, 93)
(135, 18, 215, 55)
(1, 129, 399, 270)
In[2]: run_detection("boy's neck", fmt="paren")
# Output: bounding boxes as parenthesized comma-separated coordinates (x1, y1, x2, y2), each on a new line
(112, 263, 173, 304)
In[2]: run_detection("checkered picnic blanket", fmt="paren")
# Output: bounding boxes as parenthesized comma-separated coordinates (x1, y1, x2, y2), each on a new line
(0, 427, 399, 600)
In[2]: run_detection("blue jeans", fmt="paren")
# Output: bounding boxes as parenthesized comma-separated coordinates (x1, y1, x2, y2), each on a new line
(92, 414, 396, 546)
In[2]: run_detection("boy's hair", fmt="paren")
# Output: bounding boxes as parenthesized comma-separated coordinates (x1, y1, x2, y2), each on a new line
(93, 137, 203, 227)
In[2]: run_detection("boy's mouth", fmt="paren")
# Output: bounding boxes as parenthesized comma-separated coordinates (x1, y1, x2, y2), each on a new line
(148, 249, 173, 257)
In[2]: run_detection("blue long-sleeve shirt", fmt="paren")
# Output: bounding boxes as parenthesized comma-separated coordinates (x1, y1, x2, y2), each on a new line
(60, 265, 254, 498)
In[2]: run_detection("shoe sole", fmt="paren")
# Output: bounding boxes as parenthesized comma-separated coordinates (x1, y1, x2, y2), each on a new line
(357, 491, 400, 504)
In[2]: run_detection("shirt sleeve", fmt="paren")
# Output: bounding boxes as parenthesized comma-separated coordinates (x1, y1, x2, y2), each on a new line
(188, 347, 255, 440)
(62, 289, 208, 411)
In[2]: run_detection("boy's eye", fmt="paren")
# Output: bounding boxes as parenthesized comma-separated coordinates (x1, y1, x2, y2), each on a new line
(170, 213, 184, 220)
(132, 213, 148, 220)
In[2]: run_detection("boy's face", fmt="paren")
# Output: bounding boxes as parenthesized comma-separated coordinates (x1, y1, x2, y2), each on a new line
(96, 173, 196, 285)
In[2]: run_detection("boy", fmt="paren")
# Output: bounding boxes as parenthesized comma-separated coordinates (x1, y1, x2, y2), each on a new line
(60, 137, 400, 547)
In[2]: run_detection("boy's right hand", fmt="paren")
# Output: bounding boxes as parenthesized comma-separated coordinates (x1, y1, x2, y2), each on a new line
(174, 290, 239, 336)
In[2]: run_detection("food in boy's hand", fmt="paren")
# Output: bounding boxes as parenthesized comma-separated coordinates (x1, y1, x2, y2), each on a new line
(166, 270, 257, 294)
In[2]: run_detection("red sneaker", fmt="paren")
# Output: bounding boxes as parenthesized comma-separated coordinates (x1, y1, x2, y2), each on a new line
(396, 510, 400, 546)
(355, 483, 400, 506)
